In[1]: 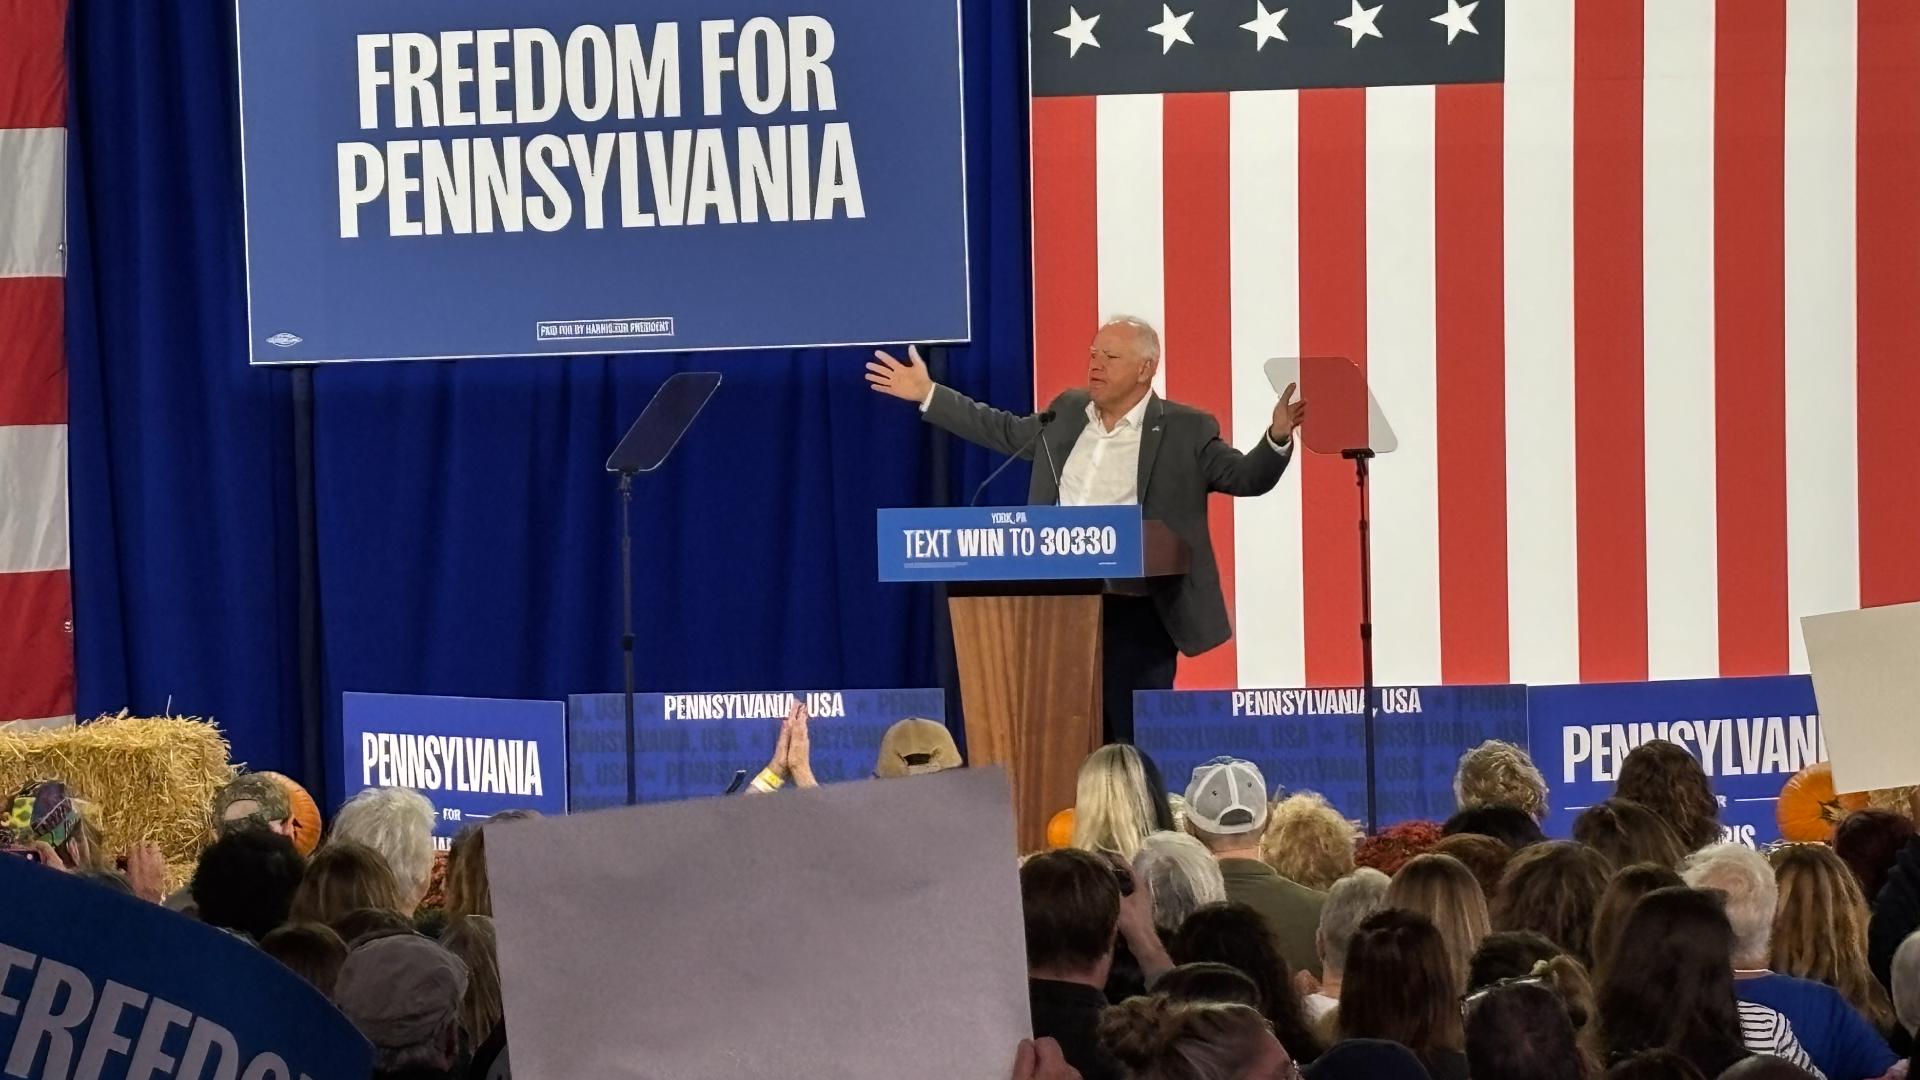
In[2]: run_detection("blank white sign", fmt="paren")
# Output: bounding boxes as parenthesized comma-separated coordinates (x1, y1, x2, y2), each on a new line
(1802, 601, 1920, 794)
(487, 767, 1030, 1079)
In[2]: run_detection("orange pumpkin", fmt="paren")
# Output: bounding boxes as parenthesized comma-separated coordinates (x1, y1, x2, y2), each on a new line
(259, 771, 324, 856)
(1776, 762, 1870, 843)
(1046, 808, 1075, 850)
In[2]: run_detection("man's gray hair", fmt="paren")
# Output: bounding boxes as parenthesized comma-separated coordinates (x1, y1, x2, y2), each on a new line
(331, 787, 438, 907)
(1101, 315, 1162, 365)
(1133, 831, 1227, 930)
(1682, 842, 1777, 968)
(1893, 930, 1920, 1033)
(1318, 868, 1390, 975)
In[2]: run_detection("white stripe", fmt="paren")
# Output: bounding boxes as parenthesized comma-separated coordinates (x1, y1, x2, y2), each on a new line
(1503, 0, 1580, 685)
(1364, 85, 1442, 685)
(1783, 0, 1860, 672)
(1229, 89, 1305, 689)
(0, 128, 65, 278)
(1641, 0, 1720, 680)
(0, 425, 69, 574)
(1095, 95, 1167, 396)
(2, 715, 76, 732)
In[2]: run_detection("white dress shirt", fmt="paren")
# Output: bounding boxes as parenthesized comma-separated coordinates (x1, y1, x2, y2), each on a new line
(1058, 394, 1151, 505)
(921, 386, 1291, 505)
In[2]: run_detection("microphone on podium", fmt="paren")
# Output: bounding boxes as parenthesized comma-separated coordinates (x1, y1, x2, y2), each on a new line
(968, 410, 1057, 506)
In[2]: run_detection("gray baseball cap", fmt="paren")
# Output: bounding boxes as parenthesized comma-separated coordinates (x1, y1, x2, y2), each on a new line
(1183, 757, 1269, 836)
(334, 934, 469, 1050)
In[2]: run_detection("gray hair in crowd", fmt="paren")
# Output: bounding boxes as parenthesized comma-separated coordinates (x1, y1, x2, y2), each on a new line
(1681, 842, 1777, 968)
(1133, 831, 1228, 930)
(1101, 315, 1162, 365)
(330, 787, 438, 910)
(1893, 931, 1920, 1033)
(1317, 867, 1391, 976)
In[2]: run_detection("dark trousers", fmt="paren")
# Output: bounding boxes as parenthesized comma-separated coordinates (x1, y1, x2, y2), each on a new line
(1101, 595, 1179, 744)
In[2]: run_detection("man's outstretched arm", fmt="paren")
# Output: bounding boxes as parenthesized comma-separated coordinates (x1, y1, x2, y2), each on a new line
(868, 345, 1046, 458)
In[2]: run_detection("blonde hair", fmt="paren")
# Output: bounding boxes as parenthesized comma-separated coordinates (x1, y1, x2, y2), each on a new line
(441, 915, 504, 1051)
(443, 810, 540, 921)
(1453, 740, 1550, 822)
(1259, 791, 1359, 890)
(1070, 745, 1168, 861)
(1099, 996, 1277, 1080)
(289, 840, 407, 927)
(1769, 842, 1895, 1030)
(1386, 853, 1491, 994)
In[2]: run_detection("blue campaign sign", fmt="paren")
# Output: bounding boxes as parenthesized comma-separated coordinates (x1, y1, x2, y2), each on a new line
(876, 506, 1147, 582)
(341, 692, 568, 842)
(235, 0, 968, 363)
(566, 688, 946, 810)
(1135, 685, 1530, 828)
(0, 856, 371, 1079)
(1527, 675, 1823, 847)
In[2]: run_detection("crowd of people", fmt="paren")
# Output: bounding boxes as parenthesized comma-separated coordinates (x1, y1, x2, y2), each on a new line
(8, 709, 1920, 1080)
(1024, 739, 1920, 1080)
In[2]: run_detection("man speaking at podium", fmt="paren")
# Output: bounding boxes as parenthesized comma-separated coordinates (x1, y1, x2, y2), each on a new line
(868, 316, 1306, 743)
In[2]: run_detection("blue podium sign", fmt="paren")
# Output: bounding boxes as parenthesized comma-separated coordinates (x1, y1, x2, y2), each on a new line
(876, 506, 1150, 582)
(341, 692, 569, 844)
(1135, 685, 1530, 828)
(567, 688, 948, 809)
(235, 0, 968, 363)
(0, 856, 372, 1079)
(1527, 675, 1823, 847)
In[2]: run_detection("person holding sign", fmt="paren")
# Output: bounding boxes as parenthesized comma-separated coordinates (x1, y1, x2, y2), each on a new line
(868, 318, 1305, 742)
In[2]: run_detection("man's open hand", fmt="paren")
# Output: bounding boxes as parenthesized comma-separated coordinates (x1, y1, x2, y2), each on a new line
(1270, 382, 1308, 443)
(866, 346, 935, 403)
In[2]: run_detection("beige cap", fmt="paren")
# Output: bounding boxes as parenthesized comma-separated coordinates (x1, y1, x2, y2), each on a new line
(873, 718, 963, 779)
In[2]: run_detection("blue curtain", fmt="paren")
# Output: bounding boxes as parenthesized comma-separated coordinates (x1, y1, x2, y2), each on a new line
(65, 0, 1038, 796)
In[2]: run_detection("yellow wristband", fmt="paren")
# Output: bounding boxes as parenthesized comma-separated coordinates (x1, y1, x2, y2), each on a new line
(752, 768, 785, 792)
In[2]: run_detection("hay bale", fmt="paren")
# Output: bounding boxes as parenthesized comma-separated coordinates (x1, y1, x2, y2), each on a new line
(1864, 784, 1920, 815)
(0, 713, 236, 892)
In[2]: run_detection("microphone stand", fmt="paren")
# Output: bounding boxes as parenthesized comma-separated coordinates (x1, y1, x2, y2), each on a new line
(968, 412, 1056, 506)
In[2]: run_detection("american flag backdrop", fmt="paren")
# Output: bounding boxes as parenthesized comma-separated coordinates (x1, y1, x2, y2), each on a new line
(1028, 0, 1920, 692)
(0, 0, 73, 726)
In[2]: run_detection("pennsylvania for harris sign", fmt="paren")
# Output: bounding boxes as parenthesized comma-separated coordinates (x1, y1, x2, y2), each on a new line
(235, 0, 968, 363)
(341, 692, 569, 847)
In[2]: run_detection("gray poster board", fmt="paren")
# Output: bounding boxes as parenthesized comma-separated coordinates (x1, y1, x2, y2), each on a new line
(487, 767, 1031, 1078)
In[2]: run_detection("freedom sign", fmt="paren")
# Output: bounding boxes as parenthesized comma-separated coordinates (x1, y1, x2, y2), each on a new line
(235, 0, 968, 363)
(0, 857, 371, 1079)
(341, 692, 569, 847)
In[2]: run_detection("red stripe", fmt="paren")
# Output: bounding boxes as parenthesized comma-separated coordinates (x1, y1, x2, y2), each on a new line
(1713, 0, 1790, 674)
(1162, 93, 1237, 689)
(1857, 1, 1920, 608)
(1297, 89, 1367, 687)
(1031, 97, 1099, 407)
(1433, 84, 1510, 685)
(0, 569, 74, 721)
(0, 0, 67, 128)
(0, 277, 65, 426)
(1572, 0, 1649, 682)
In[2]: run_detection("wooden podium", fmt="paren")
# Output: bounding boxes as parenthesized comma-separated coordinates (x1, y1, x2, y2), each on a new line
(876, 506, 1188, 851)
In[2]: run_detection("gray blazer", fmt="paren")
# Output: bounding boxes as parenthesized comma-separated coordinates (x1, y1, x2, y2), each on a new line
(923, 385, 1291, 656)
